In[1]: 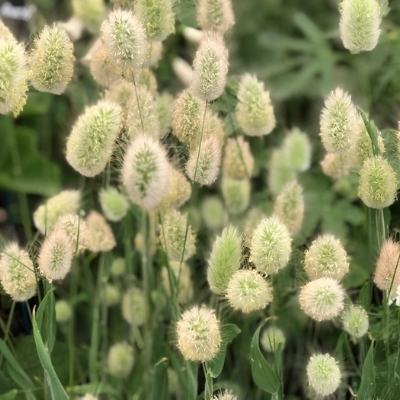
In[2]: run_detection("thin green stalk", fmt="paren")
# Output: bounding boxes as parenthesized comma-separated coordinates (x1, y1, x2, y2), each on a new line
(0, 301, 16, 368)
(131, 73, 144, 131)
(203, 363, 213, 400)
(68, 258, 79, 388)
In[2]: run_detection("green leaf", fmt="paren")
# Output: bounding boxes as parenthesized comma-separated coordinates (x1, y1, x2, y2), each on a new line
(250, 322, 280, 394)
(357, 342, 375, 399)
(0, 390, 17, 400)
(35, 287, 56, 353)
(186, 361, 198, 400)
(152, 358, 168, 400)
(357, 108, 381, 157)
(173, 0, 196, 27)
(206, 324, 241, 378)
(381, 129, 400, 190)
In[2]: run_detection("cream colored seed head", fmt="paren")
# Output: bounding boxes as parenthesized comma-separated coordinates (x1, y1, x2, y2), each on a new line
(99, 187, 129, 222)
(374, 238, 400, 291)
(72, 0, 106, 33)
(53, 213, 88, 253)
(222, 136, 254, 179)
(221, 177, 251, 215)
(261, 326, 286, 353)
(212, 391, 237, 400)
(122, 287, 148, 326)
(306, 354, 341, 396)
(342, 304, 369, 338)
(90, 45, 121, 87)
(161, 261, 193, 304)
(282, 127, 311, 172)
(85, 211, 116, 252)
(268, 148, 297, 197)
(197, 0, 235, 34)
(320, 153, 353, 180)
(107, 341, 134, 379)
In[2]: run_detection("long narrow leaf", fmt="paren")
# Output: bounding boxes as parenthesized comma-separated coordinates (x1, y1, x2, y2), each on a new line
(357, 342, 375, 398)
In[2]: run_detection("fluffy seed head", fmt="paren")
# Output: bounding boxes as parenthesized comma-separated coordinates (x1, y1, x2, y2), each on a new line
(105, 79, 135, 128)
(0, 39, 28, 115)
(340, 0, 381, 54)
(105, 284, 121, 307)
(299, 277, 345, 321)
(156, 92, 174, 138)
(29, 25, 75, 95)
(162, 261, 193, 304)
(122, 134, 170, 209)
(223, 136, 254, 179)
(358, 155, 397, 209)
(320, 88, 359, 154)
(342, 305, 369, 338)
(0, 243, 36, 302)
(273, 181, 304, 237)
(101, 9, 146, 72)
(307, 354, 341, 396)
(261, 326, 286, 353)
(304, 234, 349, 281)
(122, 287, 148, 326)
(236, 74, 275, 136)
(250, 216, 292, 275)
(353, 122, 385, 168)
(90, 45, 121, 87)
(55, 300, 73, 323)
(33, 190, 81, 235)
(0, 21, 16, 43)
(53, 214, 88, 252)
(111, 257, 126, 276)
(66, 101, 121, 177)
(197, 0, 235, 34)
(212, 391, 237, 400)
(85, 211, 116, 252)
(99, 187, 129, 222)
(201, 196, 225, 231)
(374, 238, 400, 291)
(207, 226, 241, 294)
(160, 209, 196, 262)
(38, 229, 74, 282)
(268, 148, 297, 197)
(320, 153, 353, 180)
(177, 306, 221, 362)
(72, 0, 105, 32)
(226, 269, 273, 313)
(107, 342, 134, 379)
(221, 177, 250, 215)
(190, 35, 229, 102)
(282, 128, 311, 172)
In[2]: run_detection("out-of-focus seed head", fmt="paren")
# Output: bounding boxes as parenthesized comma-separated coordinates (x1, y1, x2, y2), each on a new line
(190, 34, 229, 102)
(353, 122, 385, 168)
(122, 287, 148, 326)
(197, 0, 234, 35)
(242, 207, 267, 248)
(101, 9, 146, 72)
(38, 229, 74, 282)
(85, 211, 116, 252)
(29, 25, 75, 95)
(268, 148, 297, 197)
(261, 326, 286, 353)
(177, 306, 221, 362)
(0, 20, 16, 43)
(53, 213, 88, 253)
(320, 153, 353, 180)
(0, 243, 36, 302)
(299, 277, 345, 321)
(342, 304, 369, 338)
(340, 0, 381, 54)
(250, 216, 292, 275)
(122, 134, 170, 210)
(236, 74, 275, 136)
(133, 69, 158, 95)
(90, 45, 121, 87)
(142, 40, 163, 68)
(105, 79, 135, 128)
(221, 177, 250, 215)
(226, 269, 273, 313)
(222, 136, 254, 179)
(107, 341, 134, 379)
(159, 209, 196, 262)
(282, 128, 311, 172)
(99, 187, 129, 222)
(172, 57, 193, 87)
(66, 101, 121, 177)
(273, 181, 304, 237)
(207, 226, 241, 294)
(374, 238, 400, 291)
(33, 190, 81, 235)
(162, 261, 193, 304)
(72, 0, 106, 33)
(201, 196, 225, 231)
(55, 300, 73, 323)
(306, 354, 341, 396)
(111, 257, 126, 277)
(320, 88, 359, 154)
(358, 155, 397, 209)
(156, 92, 174, 138)
(304, 234, 349, 281)
(104, 283, 121, 307)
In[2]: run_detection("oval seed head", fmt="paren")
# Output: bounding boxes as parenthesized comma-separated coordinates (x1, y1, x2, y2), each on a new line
(299, 277, 345, 321)
(38, 229, 74, 282)
(186, 134, 222, 186)
(282, 128, 311, 172)
(304, 234, 349, 281)
(261, 326, 286, 353)
(159, 209, 196, 262)
(55, 300, 73, 323)
(197, 0, 235, 34)
(122, 287, 148, 326)
(172, 57, 193, 87)
(101, 9, 146, 72)
(0, 21, 16, 43)
(190, 35, 229, 102)
(107, 342, 134, 379)
(72, 0, 105, 33)
(134, 68, 158, 95)
(105, 283, 121, 307)
(105, 79, 135, 128)
(125, 84, 160, 138)
(0, 39, 28, 115)
(0, 243, 36, 302)
(66, 101, 121, 177)
(157, 92, 174, 138)
(342, 305, 369, 338)
(236, 74, 275, 136)
(212, 391, 237, 400)
(99, 187, 129, 222)
(273, 181, 304, 237)
(162, 261, 193, 304)
(242, 207, 266, 248)
(122, 134, 170, 210)
(201, 196, 225, 231)
(268, 148, 297, 197)
(177, 306, 221, 362)
(207, 226, 241, 294)
(29, 25, 75, 95)
(33, 190, 81, 235)
(307, 354, 341, 397)
(374, 238, 400, 291)
(320, 88, 359, 154)
(226, 269, 273, 313)
(53, 213, 88, 252)
(340, 0, 381, 54)
(223, 136, 254, 179)
(353, 122, 385, 168)
(90, 45, 121, 87)
(221, 177, 251, 215)
(111, 257, 126, 277)
(320, 153, 353, 180)
(358, 155, 397, 209)
(134, 0, 175, 41)
(250, 216, 292, 275)
(85, 211, 116, 252)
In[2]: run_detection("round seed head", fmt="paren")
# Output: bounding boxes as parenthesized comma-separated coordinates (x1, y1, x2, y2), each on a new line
(90, 45, 121, 87)
(374, 238, 400, 291)
(105, 284, 121, 307)
(299, 277, 345, 321)
(222, 136, 254, 179)
(282, 127, 311, 172)
(177, 306, 221, 362)
(122, 287, 148, 326)
(261, 326, 286, 353)
(304, 234, 349, 281)
(268, 148, 297, 197)
(320, 153, 353, 180)
(99, 187, 129, 222)
(111, 257, 126, 277)
(0, 20, 16, 43)
(221, 177, 250, 215)
(55, 300, 73, 323)
(201, 196, 225, 231)
(72, 0, 105, 32)
(342, 304, 369, 338)
(197, 0, 235, 34)
(85, 211, 116, 252)
(142, 40, 163, 68)
(306, 354, 341, 396)
(107, 342, 134, 379)
(53, 213, 88, 252)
